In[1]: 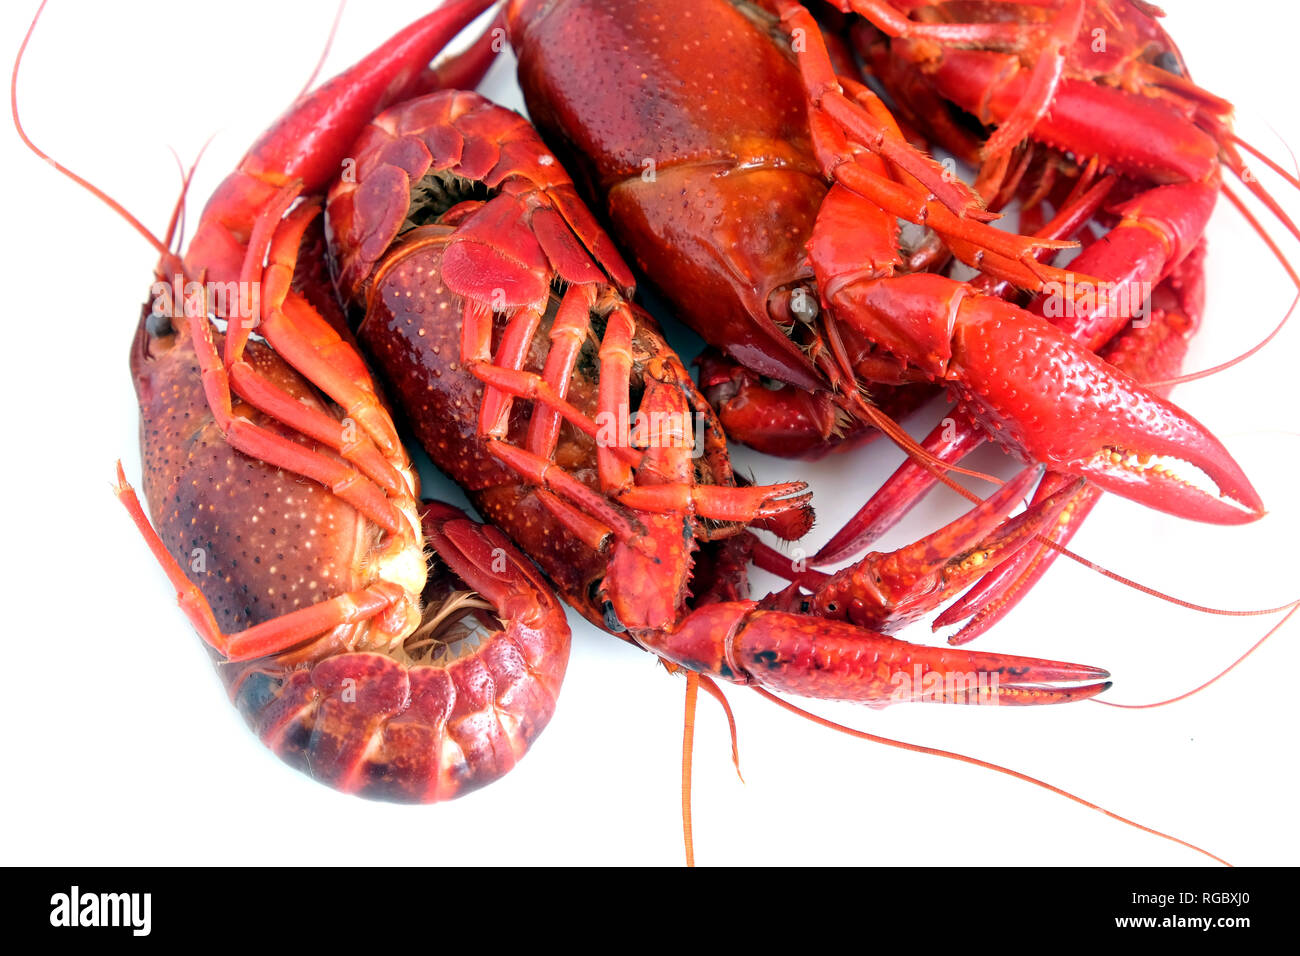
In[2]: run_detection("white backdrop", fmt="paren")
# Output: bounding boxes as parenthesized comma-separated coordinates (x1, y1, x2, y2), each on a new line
(2, 0, 1297, 867)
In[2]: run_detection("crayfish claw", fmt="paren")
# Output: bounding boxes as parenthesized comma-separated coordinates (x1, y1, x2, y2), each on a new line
(644, 601, 1111, 706)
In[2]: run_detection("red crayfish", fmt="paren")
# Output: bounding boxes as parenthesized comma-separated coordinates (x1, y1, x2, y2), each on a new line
(17, 0, 575, 802)
(11, 0, 1296, 865)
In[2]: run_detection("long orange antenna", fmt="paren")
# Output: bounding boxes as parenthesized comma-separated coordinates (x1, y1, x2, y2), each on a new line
(1146, 184, 1300, 388)
(681, 672, 699, 868)
(1034, 533, 1298, 619)
(162, 139, 214, 256)
(841, 386, 1006, 500)
(749, 686, 1230, 865)
(1232, 131, 1300, 191)
(295, 0, 348, 102)
(1099, 602, 1299, 709)
(1220, 137, 1300, 243)
(697, 673, 743, 782)
(11, 0, 173, 263)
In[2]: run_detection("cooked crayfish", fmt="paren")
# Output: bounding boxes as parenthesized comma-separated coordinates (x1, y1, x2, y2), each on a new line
(16, 0, 572, 801)
(13, 0, 1295, 865)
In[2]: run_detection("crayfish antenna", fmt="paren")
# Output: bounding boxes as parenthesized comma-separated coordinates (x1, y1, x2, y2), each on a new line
(1096, 602, 1300, 710)
(1223, 134, 1300, 242)
(697, 674, 744, 783)
(681, 672, 698, 868)
(1137, 129, 1300, 389)
(748, 686, 1232, 866)
(807, 315, 1008, 500)
(294, 0, 347, 102)
(162, 138, 219, 258)
(1146, 186, 1300, 389)
(1230, 132, 1300, 191)
(11, 0, 173, 263)
(838, 387, 1005, 502)
(675, 669, 751, 866)
(676, 668, 746, 867)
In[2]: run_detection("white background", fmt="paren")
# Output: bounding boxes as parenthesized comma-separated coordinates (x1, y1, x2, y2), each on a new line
(2, 0, 1297, 867)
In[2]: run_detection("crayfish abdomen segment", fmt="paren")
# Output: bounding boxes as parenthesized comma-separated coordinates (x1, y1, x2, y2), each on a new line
(228, 526, 568, 804)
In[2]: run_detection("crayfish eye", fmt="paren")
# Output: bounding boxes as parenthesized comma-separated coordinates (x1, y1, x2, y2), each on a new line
(789, 286, 818, 324)
(1153, 51, 1183, 77)
(588, 577, 627, 633)
(143, 305, 175, 339)
(768, 283, 819, 329)
(602, 600, 626, 634)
